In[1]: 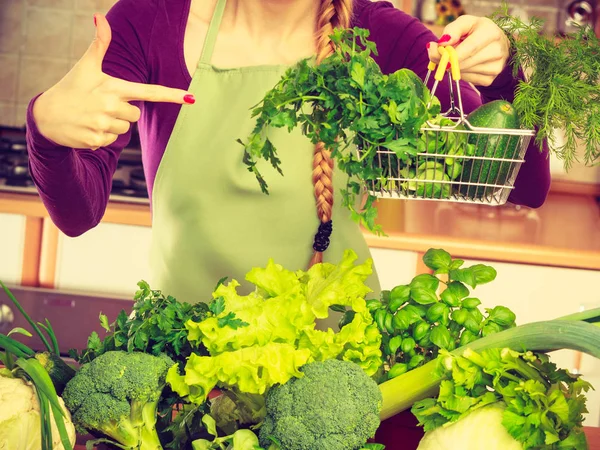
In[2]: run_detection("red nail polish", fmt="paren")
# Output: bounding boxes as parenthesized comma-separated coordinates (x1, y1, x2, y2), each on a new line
(446, 63, 451, 71)
(438, 34, 451, 44)
(426, 42, 431, 49)
(184, 95, 195, 104)
(93, 15, 97, 26)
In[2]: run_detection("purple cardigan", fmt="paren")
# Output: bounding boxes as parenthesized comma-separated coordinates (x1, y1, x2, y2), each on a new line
(25, 0, 550, 237)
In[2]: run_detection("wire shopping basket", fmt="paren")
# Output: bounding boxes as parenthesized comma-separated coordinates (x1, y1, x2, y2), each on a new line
(363, 46, 535, 205)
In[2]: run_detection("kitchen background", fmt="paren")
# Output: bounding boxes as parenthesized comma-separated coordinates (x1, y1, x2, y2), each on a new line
(1, 0, 600, 425)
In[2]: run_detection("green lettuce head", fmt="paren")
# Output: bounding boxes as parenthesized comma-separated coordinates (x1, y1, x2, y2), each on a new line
(167, 249, 383, 407)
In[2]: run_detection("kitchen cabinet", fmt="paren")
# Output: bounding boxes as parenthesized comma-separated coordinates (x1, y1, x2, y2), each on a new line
(54, 222, 152, 297)
(459, 258, 600, 426)
(370, 248, 419, 290)
(0, 212, 25, 284)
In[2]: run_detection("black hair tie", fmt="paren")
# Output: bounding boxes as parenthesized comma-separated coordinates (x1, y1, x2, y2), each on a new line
(313, 220, 333, 253)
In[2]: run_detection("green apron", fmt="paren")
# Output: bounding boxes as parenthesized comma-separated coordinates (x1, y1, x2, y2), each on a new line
(149, 0, 380, 307)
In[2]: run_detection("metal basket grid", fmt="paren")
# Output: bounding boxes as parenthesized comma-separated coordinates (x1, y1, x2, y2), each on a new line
(363, 45, 535, 206)
(364, 124, 534, 205)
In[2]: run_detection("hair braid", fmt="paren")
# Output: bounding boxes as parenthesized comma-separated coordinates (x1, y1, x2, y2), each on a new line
(308, 0, 353, 268)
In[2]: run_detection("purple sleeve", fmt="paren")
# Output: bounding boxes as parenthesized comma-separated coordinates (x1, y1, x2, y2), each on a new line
(363, 4, 550, 208)
(26, 0, 150, 237)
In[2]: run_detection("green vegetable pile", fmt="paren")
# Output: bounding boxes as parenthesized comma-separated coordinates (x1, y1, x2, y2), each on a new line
(413, 348, 591, 448)
(3, 246, 600, 450)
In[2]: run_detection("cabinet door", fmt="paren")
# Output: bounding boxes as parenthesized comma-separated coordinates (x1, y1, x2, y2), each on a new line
(460, 258, 600, 426)
(0, 213, 25, 284)
(369, 248, 419, 290)
(54, 222, 152, 297)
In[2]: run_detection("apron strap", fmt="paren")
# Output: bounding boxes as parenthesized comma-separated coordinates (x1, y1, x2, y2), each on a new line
(199, 0, 227, 65)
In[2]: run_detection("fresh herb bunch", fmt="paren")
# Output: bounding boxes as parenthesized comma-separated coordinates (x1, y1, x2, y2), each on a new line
(413, 348, 591, 448)
(240, 27, 441, 233)
(491, 7, 600, 169)
(359, 249, 516, 380)
(71, 281, 212, 366)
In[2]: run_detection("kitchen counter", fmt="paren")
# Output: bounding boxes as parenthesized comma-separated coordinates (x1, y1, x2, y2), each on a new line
(73, 427, 600, 449)
(1, 187, 599, 271)
(369, 191, 600, 271)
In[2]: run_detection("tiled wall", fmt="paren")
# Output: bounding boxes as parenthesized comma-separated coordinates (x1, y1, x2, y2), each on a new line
(0, 0, 563, 127)
(0, 0, 118, 127)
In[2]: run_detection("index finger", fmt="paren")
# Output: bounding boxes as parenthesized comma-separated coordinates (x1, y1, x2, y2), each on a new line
(108, 78, 195, 104)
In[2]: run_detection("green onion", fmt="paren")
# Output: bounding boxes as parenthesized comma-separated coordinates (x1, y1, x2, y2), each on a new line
(0, 281, 52, 352)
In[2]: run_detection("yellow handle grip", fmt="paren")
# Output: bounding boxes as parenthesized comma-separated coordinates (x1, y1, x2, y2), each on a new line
(445, 46, 461, 81)
(434, 47, 450, 82)
(427, 60, 436, 72)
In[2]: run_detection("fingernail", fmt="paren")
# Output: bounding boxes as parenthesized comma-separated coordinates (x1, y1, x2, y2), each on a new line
(93, 15, 97, 26)
(446, 63, 451, 71)
(438, 34, 451, 44)
(426, 42, 431, 49)
(184, 94, 195, 104)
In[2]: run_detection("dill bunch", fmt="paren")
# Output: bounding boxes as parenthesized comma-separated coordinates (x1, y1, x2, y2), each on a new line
(491, 7, 600, 169)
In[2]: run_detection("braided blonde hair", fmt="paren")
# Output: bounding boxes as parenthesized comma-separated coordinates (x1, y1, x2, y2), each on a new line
(308, 0, 354, 268)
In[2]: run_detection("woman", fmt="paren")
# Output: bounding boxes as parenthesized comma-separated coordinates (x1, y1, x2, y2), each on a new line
(27, 1, 549, 312)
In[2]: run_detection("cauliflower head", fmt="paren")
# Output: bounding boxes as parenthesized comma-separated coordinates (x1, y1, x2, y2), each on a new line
(0, 375, 76, 450)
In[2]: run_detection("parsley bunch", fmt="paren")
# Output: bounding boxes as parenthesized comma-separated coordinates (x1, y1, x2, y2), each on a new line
(240, 27, 441, 233)
(71, 281, 211, 366)
(492, 8, 600, 169)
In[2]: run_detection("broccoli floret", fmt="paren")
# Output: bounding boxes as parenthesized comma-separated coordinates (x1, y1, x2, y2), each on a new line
(62, 350, 174, 450)
(259, 359, 382, 450)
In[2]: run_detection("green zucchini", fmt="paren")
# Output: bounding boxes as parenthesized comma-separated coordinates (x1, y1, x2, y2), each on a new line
(459, 100, 521, 199)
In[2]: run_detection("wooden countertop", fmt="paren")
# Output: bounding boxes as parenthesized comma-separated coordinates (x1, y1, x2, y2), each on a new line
(1, 186, 599, 271)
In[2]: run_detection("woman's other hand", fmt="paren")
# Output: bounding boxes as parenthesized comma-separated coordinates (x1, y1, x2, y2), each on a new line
(426, 15, 510, 87)
(32, 15, 195, 150)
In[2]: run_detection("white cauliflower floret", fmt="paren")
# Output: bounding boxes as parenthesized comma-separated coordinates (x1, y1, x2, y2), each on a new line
(0, 375, 76, 450)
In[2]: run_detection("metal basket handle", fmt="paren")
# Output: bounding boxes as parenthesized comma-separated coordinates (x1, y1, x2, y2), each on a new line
(425, 45, 466, 123)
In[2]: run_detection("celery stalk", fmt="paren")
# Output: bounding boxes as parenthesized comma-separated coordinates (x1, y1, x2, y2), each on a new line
(379, 319, 600, 420)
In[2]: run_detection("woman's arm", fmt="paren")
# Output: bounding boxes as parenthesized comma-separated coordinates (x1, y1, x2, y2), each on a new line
(26, 1, 191, 237)
(361, 5, 550, 208)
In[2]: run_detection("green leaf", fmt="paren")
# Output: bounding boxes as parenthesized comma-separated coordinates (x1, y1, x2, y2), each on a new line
(440, 281, 470, 307)
(486, 306, 516, 327)
(462, 298, 482, 309)
(214, 276, 228, 291)
(217, 312, 250, 330)
(7, 327, 32, 337)
(202, 414, 218, 438)
(411, 287, 438, 305)
(388, 335, 403, 355)
(410, 274, 440, 292)
(209, 297, 226, 316)
(329, 304, 348, 313)
(231, 429, 261, 449)
(99, 313, 110, 333)
(423, 249, 452, 271)
(192, 439, 214, 450)
(351, 61, 366, 87)
(430, 326, 452, 350)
